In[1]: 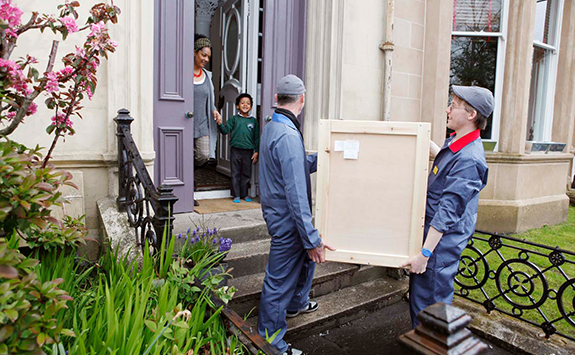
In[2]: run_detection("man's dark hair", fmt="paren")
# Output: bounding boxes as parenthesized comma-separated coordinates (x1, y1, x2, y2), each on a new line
(277, 94, 301, 106)
(236, 93, 253, 106)
(460, 99, 488, 130)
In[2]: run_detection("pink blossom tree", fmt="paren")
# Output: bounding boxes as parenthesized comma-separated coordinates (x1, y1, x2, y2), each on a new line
(0, 0, 120, 167)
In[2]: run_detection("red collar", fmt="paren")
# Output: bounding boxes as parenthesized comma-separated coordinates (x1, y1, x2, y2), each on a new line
(448, 129, 481, 153)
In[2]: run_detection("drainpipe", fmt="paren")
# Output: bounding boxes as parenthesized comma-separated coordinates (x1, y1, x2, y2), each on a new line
(379, 0, 395, 121)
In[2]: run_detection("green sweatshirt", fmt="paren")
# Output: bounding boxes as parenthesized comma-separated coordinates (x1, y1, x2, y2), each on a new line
(218, 114, 260, 152)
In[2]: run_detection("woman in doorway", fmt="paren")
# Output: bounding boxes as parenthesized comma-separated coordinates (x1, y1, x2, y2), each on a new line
(193, 34, 221, 206)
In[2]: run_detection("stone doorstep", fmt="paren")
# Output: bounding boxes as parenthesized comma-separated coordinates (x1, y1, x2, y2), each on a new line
(224, 238, 272, 278)
(246, 277, 409, 339)
(453, 298, 575, 355)
(172, 209, 269, 244)
(229, 263, 390, 318)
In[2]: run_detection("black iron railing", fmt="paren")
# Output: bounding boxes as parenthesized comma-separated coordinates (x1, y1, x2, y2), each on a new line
(114, 108, 178, 254)
(455, 229, 575, 341)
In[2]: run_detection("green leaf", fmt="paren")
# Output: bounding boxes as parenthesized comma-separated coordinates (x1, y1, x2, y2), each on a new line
(60, 328, 75, 337)
(144, 320, 157, 332)
(36, 332, 46, 347)
(0, 265, 18, 279)
(4, 308, 18, 322)
(46, 125, 57, 134)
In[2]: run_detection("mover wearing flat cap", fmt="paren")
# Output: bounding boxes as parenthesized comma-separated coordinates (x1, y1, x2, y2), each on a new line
(257, 74, 334, 355)
(400, 85, 493, 328)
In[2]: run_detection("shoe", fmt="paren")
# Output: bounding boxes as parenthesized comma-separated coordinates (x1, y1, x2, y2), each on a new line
(194, 200, 199, 206)
(283, 345, 303, 355)
(286, 301, 318, 318)
(233, 197, 240, 203)
(244, 197, 252, 202)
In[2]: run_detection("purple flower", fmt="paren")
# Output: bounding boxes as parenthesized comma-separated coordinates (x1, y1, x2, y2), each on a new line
(196, 226, 200, 232)
(195, 236, 199, 243)
(193, 230, 197, 236)
(187, 227, 191, 234)
(178, 233, 182, 239)
(184, 235, 188, 241)
(213, 228, 218, 234)
(212, 238, 218, 245)
(219, 238, 232, 253)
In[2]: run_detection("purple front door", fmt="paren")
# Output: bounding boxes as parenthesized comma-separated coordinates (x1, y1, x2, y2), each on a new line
(153, 0, 195, 213)
(261, 0, 307, 128)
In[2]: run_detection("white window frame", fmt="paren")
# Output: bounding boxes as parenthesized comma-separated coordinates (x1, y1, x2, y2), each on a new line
(451, 0, 509, 148)
(529, 0, 564, 142)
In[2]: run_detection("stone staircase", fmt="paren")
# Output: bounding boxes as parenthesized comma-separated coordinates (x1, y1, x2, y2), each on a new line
(173, 208, 408, 340)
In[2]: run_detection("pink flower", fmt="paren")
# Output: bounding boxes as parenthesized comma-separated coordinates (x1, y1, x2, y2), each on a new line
(109, 39, 118, 48)
(85, 85, 93, 100)
(58, 66, 74, 77)
(75, 46, 86, 58)
(60, 16, 78, 33)
(0, 0, 23, 37)
(89, 21, 105, 37)
(6, 111, 15, 120)
(51, 112, 73, 128)
(26, 55, 38, 64)
(0, 57, 30, 95)
(45, 71, 59, 93)
(26, 102, 37, 116)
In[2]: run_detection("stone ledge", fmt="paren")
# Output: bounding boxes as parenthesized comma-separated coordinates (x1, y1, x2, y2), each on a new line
(478, 194, 569, 233)
(485, 152, 573, 164)
(454, 298, 575, 355)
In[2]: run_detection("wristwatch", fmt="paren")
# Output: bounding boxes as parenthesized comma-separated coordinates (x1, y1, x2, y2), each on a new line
(421, 248, 433, 258)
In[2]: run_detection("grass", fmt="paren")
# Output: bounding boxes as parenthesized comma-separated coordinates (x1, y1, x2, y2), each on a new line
(455, 206, 575, 339)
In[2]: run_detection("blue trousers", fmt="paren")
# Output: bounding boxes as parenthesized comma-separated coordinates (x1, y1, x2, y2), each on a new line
(408, 254, 460, 328)
(257, 234, 315, 352)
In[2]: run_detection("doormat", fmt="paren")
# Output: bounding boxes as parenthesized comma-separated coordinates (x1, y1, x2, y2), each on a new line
(194, 198, 261, 214)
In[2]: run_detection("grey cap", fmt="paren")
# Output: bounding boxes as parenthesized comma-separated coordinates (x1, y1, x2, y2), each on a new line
(277, 74, 306, 95)
(452, 85, 495, 118)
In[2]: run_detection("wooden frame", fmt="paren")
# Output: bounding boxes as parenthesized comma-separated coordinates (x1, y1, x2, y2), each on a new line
(316, 120, 431, 268)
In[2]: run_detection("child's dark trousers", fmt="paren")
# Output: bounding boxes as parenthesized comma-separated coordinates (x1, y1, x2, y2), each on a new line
(230, 147, 253, 198)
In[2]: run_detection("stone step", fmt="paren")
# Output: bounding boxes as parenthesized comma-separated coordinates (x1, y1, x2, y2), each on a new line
(229, 263, 390, 318)
(225, 238, 271, 278)
(172, 209, 269, 244)
(246, 277, 409, 339)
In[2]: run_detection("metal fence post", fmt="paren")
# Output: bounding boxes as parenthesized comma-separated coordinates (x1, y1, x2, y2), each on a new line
(153, 184, 178, 248)
(114, 108, 134, 212)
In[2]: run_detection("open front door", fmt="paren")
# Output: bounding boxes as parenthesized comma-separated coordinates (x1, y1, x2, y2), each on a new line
(153, 0, 195, 213)
(261, 0, 307, 124)
(217, 0, 259, 177)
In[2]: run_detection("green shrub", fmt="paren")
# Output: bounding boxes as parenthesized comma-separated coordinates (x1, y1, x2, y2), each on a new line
(0, 235, 75, 355)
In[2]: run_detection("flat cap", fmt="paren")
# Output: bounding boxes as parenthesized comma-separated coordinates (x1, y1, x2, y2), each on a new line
(277, 74, 306, 95)
(452, 85, 495, 118)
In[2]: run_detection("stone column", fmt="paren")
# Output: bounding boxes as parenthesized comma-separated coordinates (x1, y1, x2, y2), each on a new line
(195, 0, 223, 37)
(552, 0, 575, 152)
(497, 0, 537, 154)
(421, 0, 453, 146)
(304, 0, 345, 151)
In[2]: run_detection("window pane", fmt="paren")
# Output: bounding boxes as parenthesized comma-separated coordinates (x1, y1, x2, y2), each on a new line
(534, 0, 557, 45)
(453, 0, 503, 33)
(450, 36, 498, 139)
(527, 47, 552, 141)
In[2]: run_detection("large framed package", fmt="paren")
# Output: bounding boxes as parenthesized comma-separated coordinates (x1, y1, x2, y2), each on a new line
(316, 120, 431, 268)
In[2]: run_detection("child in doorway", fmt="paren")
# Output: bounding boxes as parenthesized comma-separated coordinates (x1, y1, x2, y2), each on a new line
(216, 93, 260, 203)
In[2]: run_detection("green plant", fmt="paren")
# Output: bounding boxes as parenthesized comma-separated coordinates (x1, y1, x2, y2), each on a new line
(25, 215, 88, 251)
(177, 225, 232, 266)
(0, 236, 75, 355)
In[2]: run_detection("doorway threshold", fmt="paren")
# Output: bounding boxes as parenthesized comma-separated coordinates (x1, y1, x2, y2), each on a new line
(195, 189, 232, 200)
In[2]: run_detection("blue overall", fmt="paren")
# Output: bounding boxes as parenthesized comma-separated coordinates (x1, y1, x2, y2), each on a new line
(409, 130, 488, 328)
(257, 111, 321, 352)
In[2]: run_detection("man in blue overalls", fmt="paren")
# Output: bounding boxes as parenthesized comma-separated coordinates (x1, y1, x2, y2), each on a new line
(257, 75, 335, 355)
(400, 85, 493, 328)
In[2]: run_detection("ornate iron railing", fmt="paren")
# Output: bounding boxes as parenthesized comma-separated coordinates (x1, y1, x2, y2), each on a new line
(114, 108, 178, 254)
(455, 229, 575, 341)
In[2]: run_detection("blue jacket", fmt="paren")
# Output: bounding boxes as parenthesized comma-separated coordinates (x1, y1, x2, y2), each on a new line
(259, 111, 321, 250)
(425, 129, 488, 267)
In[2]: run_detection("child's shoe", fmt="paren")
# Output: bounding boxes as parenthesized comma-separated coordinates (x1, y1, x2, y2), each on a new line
(244, 197, 252, 202)
(233, 197, 240, 203)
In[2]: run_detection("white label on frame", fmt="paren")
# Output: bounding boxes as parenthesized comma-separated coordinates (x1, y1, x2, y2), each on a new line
(334, 140, 345, 152)
(343, 140, 360, 160)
